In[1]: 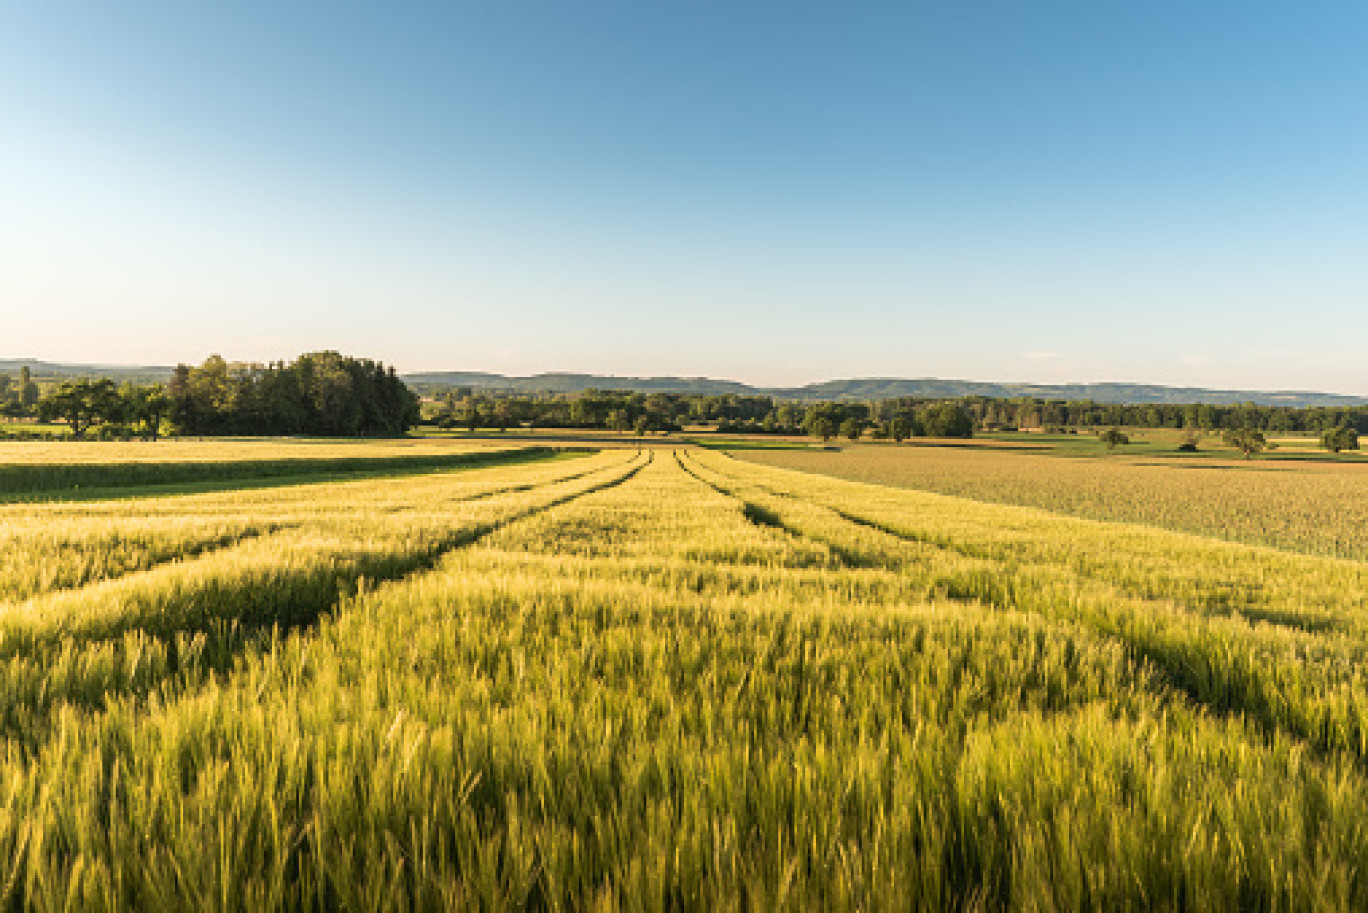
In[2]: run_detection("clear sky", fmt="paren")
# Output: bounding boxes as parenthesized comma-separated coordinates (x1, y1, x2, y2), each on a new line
(2, 2, 1365, 392)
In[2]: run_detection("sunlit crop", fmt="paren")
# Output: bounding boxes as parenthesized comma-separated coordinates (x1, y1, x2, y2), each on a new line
(1, 445, 1366, 909)
(738, 443, 1368, 559)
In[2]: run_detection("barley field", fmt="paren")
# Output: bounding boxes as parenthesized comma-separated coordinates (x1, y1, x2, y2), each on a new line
(3, 445, 1368, 909)
(737, 443, 1368, 560)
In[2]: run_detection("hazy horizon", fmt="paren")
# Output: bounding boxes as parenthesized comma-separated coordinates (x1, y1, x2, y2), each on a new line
(4, 4, 1365, 393)
(7, 353, 1367, 399)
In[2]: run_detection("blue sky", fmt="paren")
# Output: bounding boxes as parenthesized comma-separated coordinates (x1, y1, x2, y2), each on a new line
(2, 2, 1365, 392)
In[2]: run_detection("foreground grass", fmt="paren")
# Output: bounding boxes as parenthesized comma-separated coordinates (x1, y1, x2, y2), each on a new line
(736, 442, 1368, 560)
(2, 449, 1367, 908)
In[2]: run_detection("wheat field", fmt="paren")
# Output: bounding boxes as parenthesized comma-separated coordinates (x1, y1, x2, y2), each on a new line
(737, 443, 1368, 560)
(1, 445, 1366, 909)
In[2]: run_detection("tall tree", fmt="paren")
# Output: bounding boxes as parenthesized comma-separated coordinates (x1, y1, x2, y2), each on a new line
(1224, 427, 1267, 459)
(19, 366, 39, 409)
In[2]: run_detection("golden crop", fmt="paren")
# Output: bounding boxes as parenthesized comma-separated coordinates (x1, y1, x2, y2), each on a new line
(0, 445, 1366, 909)
(738, 443, 1368, 559)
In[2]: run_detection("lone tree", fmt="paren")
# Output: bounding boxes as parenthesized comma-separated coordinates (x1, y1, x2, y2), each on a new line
(39, 379, 123, 439)
(808, 415, 836, 442)
(1099, 427, 1129, 449)
(1224, 426, 1267, 459)
(1321, 425, 1360, 453)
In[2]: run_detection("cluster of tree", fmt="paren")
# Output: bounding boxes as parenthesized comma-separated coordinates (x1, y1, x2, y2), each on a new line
(1100, 427, 1130, 449)
(169, 352, 418, 436)
(26, 353, 418, 439)
(1224, 427, 1268, 459)
(0, 367, 42, 417)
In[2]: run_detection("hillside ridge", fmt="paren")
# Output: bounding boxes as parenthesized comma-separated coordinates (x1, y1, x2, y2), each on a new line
(405, 371, 1366, 407)
(6, 360, 1362, 407)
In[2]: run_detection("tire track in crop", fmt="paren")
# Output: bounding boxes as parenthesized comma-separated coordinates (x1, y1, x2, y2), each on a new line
(698, 452, 1353, 638)
(0, 451, 651, 745)
(673, 451, 866, 569)
(690, 451, 1368, 768)
(364, 456, 604, 514)
(822, 505, 1349, 636)
(0, 522, 300, 604)
(0, 453, 596, 603)
(4, 450, 650, 654)
(0, 452, 650, 749)
(454, 457, 609, 505)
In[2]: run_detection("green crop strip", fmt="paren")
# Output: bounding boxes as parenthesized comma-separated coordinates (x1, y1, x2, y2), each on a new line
(0, 445, 581, 502)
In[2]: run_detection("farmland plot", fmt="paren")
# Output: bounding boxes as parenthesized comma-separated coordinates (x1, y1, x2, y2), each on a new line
(737, 443, 1368, 560)
(1, 446, 1366, 910)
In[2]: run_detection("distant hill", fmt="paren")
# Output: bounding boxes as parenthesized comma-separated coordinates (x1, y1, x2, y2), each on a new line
(0, 358, 174, 385)
(405, 371, 1366, 408)
(404, 371, 757, 396)
(785, 378, 1368, 407)
(6, 361, 1363, 407)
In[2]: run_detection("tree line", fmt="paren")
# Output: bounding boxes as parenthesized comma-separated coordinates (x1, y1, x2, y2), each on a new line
(422, 392, 978, 440)
(7, 361, 1366, 445)
(423, 389, 774, 433)
(420, 389, 1368, 437)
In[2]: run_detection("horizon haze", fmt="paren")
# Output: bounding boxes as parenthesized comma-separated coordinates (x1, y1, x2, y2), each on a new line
(4, 356, 1365, 407)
